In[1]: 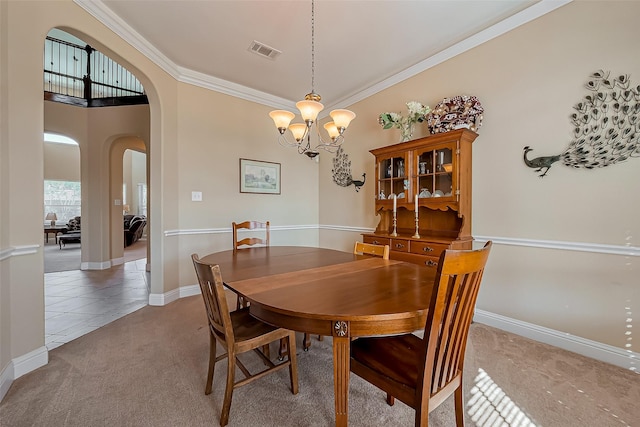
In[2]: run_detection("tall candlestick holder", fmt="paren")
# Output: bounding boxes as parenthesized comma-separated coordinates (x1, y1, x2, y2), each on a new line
(412, 215, 420, 238)
(390, 212, 398, 237)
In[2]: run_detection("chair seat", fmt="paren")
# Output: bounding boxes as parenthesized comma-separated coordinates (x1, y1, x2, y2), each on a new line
(229, 308, 289, 345)
(351, 334, 421, 390)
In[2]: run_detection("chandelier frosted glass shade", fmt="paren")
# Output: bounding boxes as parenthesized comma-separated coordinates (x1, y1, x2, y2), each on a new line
(269, 110, 295, 132)
(296, 100, 324, 122)
(269, 97, 356, 157)
(329, 109, 356, 131)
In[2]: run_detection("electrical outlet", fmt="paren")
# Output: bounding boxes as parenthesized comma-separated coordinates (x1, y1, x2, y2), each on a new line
(192, 191, 202, 202)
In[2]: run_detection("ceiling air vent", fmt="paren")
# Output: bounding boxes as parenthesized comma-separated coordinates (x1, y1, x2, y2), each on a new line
(248, 40, 282, 60)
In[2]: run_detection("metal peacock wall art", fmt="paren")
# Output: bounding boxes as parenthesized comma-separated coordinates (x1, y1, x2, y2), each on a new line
(524, 70, 640, 177)
(332, 146, 365, 192)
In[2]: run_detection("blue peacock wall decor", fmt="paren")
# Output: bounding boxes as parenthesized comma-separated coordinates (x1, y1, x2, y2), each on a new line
(524, 70, 640, 177)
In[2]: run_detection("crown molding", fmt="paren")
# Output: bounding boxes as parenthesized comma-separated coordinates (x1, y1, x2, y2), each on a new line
(74, 0, 180, 78)
(177, 66, 295, 110)
(329, 0, 573, 111)
(76, 0, 572, 110)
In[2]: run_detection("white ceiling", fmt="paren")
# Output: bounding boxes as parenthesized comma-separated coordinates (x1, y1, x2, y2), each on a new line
(75, 0, 570, 110)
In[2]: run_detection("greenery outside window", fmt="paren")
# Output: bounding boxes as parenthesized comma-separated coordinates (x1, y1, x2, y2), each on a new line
(44, 180, 81, 224)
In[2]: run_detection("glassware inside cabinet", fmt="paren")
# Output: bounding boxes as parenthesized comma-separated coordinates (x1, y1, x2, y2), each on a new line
(417, 152, 433, 176)
(434, 172, 453, 197)
(435, 148, 453, 172)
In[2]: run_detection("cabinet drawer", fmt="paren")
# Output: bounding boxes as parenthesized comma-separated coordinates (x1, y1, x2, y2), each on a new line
(392, 252, 440, 270)
(363, 236, 390, 247)
(409, 241, 448, 257)
(391, 239, 409, 252)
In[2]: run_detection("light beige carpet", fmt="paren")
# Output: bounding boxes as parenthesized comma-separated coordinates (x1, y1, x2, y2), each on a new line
(1, 296, 638, 426)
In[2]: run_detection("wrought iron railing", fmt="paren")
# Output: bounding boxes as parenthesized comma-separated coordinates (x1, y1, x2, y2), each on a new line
(44, 36, 146, 103)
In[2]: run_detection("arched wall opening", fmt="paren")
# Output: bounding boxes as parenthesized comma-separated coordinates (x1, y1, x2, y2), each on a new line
(44, 26, 156, 275)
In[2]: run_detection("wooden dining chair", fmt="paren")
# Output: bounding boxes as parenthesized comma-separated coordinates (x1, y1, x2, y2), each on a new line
(232, 220, 270, 309)
(191, 254, 299, 427)
(232, 220, 270, 252)
(354, 241, 390, 259)
(350, 241, 492, 426)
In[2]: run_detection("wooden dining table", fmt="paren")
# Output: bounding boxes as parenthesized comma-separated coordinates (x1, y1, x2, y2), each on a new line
(201, 246, 436, 426)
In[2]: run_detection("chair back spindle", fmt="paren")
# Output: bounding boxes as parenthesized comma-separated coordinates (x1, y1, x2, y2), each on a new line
(354, 241, 390, 259)
(232, 220, 270, 252)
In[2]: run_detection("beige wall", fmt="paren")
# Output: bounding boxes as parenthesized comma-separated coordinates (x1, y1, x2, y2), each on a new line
(320, 0, 640, 356)
(0, 0, 321, 388)
(2, 0, 639, 398)
(44, 142, 80, 182)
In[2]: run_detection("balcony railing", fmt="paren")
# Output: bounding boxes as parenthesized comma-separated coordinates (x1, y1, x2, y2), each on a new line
(44, 36, 148, 107)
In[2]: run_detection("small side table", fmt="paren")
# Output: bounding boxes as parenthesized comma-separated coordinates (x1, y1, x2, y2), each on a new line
(44, 226, 68, 244)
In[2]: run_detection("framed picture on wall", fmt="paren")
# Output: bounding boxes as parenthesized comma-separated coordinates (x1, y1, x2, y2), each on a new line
(239, 158, 281, 194)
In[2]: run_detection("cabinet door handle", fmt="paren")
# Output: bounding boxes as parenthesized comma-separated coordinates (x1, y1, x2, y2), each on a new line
(372, 240, 380, 245)
(395, 243, 405, 249)
(425, 260, 438, 267)
(422, 247, 434, 252)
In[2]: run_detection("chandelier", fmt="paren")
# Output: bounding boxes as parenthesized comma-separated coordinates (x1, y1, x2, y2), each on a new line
(268, 0, 356, 158)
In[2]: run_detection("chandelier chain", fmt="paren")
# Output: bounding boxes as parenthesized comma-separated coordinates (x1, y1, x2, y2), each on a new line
(267, 0, 355, 159)
(311, 0, 315, 93)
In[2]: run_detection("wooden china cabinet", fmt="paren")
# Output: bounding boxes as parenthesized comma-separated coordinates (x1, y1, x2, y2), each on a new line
(363, 128, 478, 270)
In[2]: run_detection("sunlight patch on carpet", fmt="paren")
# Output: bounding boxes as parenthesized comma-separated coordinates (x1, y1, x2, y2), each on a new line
(468, 368, 535, 426)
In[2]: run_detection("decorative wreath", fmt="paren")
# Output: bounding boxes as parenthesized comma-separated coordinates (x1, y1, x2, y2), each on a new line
(427, 95, 484, 134)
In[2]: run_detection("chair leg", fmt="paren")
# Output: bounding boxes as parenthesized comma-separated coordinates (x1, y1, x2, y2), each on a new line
(205, 333, 217, 395)
(278, 337, 287, 360)
(303, 333, 311, 351)
(262, 344, 270, 362)
(454, 385, 465, 427)
(386, 393, 395, 406)
(287, 332, 299, 394)
(220, 353, 236, 427)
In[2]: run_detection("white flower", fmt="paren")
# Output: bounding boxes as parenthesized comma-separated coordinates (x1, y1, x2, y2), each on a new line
(406, 101, 423, 116)
(379, 101, 431, 131)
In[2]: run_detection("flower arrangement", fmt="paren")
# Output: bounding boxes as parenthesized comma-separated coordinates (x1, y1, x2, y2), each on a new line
(378, 101, 431, 142)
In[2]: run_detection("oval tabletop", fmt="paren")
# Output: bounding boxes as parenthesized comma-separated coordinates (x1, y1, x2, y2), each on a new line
(201, 246, 435, 336)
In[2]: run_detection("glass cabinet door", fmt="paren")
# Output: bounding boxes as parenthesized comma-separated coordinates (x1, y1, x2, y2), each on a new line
(377, 154, 408, 202)
(415, 146, 454, 200)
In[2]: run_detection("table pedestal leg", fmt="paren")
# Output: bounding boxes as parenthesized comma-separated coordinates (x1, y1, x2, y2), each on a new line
(332, 321, 350, 427)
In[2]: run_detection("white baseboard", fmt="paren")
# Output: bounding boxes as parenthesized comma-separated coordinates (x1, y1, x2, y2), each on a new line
(148, 288, 180, 306)
(81, 260, 112, 270)
(0, 346, 49, 401)
(0, 361, 14, 402)
(111, 257, 125, 266)
(474, 309, 639, 372)
(12, 346, 48, 378)
(179, 284, 201, 298)
(148, 284, 200, 306)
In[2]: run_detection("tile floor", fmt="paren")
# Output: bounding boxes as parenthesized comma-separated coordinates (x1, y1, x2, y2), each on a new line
(44, 258, 149, 350)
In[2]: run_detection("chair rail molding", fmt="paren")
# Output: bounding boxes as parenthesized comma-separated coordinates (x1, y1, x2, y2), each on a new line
(474, 235, 640, 257)
(0, 245, 39, 261)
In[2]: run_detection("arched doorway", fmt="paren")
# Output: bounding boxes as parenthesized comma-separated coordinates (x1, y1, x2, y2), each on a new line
(43, 27, 155, 348)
